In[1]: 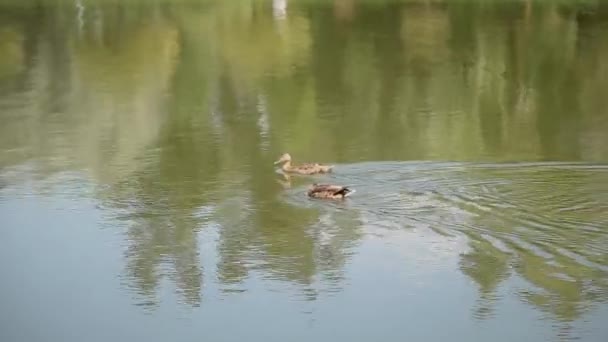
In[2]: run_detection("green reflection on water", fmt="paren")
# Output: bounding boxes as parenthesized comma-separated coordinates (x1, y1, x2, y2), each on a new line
(0, 0, 607, 339)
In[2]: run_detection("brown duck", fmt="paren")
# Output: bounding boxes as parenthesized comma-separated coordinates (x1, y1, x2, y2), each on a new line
(307, 183, 355, 199)
(274, 153, 333, 175)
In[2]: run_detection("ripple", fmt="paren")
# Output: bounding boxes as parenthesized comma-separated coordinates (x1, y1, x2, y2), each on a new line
(282, 160, 608, 300)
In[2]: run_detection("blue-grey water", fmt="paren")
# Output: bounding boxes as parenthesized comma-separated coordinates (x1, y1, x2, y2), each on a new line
(1, 1, 608, 341)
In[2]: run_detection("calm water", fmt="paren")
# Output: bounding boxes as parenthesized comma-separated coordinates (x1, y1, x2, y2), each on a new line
(1, 0, 608, 341)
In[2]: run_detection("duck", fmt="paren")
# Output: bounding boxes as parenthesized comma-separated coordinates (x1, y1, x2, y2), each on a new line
(273, 153, 333, 175)
(307, 183, 355, 199)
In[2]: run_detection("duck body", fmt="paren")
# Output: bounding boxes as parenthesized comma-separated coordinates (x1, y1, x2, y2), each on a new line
(282, 162, 333, 175)
(307, 183, 355, 199)
(274, 153, 333, 175)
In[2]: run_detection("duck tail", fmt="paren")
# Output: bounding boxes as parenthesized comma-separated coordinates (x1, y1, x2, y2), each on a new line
(339, 187, 356, 197)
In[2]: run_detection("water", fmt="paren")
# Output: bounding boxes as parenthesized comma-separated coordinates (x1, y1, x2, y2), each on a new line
(1, 0, 608, 341)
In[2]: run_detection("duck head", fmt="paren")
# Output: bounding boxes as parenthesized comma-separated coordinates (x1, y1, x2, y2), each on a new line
(273, 153, 292, 165)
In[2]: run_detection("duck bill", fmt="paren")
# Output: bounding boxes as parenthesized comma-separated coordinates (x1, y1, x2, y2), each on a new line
(273, 160, 282, 165)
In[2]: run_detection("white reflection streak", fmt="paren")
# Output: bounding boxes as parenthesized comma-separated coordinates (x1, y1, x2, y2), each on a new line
(256, 93, 270, 151)
(273, 0, 287, 21)
(210, 106, 224, 142)
(75, 0, 85, 34)
(209, 79, 224, 142)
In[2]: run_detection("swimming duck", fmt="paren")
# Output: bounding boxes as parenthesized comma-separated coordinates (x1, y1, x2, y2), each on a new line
(273, 153, 333, 175)
(307, 183, 355, 199)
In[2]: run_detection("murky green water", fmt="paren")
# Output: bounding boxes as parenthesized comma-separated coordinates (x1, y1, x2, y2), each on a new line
(1, 0, 608, 341)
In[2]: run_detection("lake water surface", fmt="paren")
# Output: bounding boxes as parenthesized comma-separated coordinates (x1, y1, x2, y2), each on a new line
(1, 0, 608, 341)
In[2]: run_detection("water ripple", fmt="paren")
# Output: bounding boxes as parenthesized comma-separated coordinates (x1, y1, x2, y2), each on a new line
(284, 161, 608, 279)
